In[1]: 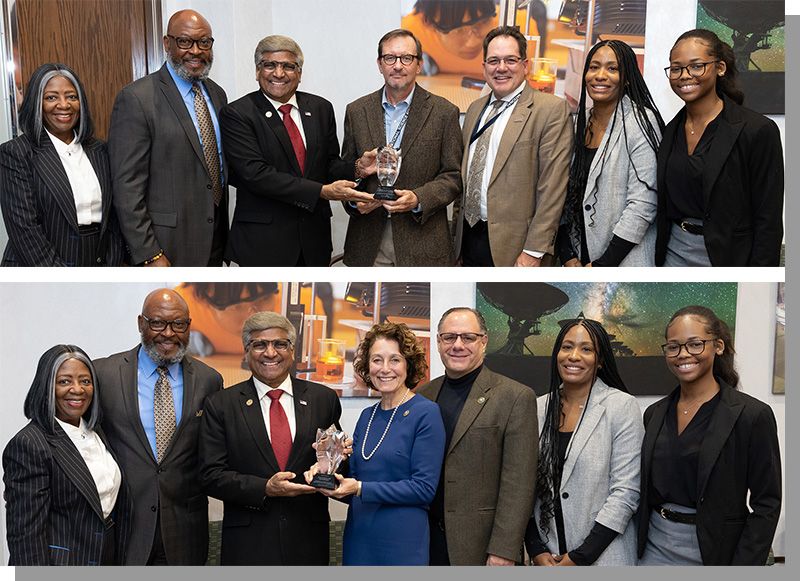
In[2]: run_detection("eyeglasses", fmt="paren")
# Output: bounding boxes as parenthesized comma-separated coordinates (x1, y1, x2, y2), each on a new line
(664, 61, 719, 79)
(141, 314, 191, 333)
(485, 56, 524, 68)
(258, 60, 301, 73)
(248, 339, 293, 353)
(438, 332, 486, 345)
(661, 338, 716, 357)
(379, 54, 418, 66)
(167, 35, 214, 51)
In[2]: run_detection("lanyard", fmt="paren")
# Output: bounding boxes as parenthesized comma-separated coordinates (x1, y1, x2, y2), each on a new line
(469, 93, 522, 145)
(387, 106, 411, 148)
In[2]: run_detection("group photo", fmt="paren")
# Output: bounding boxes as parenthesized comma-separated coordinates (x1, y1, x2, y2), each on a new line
(0, 280, 785, 566)
(0, 0, 786, 267)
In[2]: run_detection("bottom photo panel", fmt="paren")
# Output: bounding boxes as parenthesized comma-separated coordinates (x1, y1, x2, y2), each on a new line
(0, 280, 785, 567)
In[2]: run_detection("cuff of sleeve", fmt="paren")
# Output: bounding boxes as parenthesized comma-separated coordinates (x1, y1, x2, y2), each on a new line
(523, 249, 545, 258)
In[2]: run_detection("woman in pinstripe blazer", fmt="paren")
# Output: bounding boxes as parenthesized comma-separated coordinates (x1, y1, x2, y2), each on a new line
(525, 319, 643, 566)
(2, 345, 130, 565)
(0, 63, 126, 266)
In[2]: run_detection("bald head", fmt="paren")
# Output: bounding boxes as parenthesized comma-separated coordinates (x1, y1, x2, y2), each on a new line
(163, 10, 214, 81)
(139, 289, 191, 364)
(167, 9, 211, 34)
(142, 288, 189, 315)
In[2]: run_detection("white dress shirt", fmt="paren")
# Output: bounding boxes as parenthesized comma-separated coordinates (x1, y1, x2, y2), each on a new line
(55, 417, 122, 518)
(264, 93, 307, 148)
(46, 130, 103, 225)
(465, 81, 544, 257)
(253, 374, 297, 442)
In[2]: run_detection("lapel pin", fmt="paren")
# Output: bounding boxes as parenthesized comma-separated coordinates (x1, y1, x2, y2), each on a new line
(304, 111, 311, 116)
(265, 111, 273, 118)
(403, 410, 410, 417)
(196, 410, 203, 417)
(477, 396, 486, 404)
(246, 398, 254, 406)
(299, 400, 308, 406)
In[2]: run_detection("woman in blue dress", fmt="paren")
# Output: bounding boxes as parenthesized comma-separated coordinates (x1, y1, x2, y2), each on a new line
(307, 322, 445, 565)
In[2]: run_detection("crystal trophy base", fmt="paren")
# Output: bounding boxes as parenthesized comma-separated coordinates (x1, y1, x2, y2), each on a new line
(310, 473, 339, 490)
(373, 186, 398, 201)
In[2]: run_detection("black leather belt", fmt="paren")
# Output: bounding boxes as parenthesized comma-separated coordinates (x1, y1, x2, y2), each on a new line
(674, 219, 703, 235)
(656, 505, 697, 525)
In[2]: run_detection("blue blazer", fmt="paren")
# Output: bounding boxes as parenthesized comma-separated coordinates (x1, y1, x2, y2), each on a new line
(2, 421, 131, 565)
(0, 132, 126, 266)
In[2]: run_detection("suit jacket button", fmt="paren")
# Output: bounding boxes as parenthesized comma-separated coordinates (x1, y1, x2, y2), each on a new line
(207, 217, 213, 223)
(151, 506, 157, 512)
(562, 492, 569, 499)
(206, 184, 212, 189)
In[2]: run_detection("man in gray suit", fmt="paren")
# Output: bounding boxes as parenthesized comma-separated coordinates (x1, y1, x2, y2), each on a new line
(108, 10, 228, 266)
(94, 288, 223, 564)
(341, 28, 462, 266)
(417, 307, 538, 565)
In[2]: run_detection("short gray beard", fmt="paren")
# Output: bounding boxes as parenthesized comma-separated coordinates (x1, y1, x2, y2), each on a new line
(141, 335, 188, 365)
(170, 53, 213, 82)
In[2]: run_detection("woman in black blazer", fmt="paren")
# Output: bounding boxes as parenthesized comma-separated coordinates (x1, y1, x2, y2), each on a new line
(2, 345, 130, 565)
(0, 63, 126, 266)
(638, 306, 781, 565)
(654, 29, 783, 266)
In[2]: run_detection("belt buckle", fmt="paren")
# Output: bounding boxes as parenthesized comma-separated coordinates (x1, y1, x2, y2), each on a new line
(679, 221, 690, 233)
(659, 507, 668, 520)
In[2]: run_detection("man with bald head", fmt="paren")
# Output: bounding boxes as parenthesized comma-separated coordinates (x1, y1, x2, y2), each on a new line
(108, 10, 229, 266)
(94, 288, 223, 564)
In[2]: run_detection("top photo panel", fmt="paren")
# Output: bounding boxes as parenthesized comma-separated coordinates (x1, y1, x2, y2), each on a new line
(0, 0, 786, 267)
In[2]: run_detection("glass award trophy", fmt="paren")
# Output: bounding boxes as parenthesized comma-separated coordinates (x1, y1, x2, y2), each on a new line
(373, 145, 402, 201)
(310, 425, 348, 490)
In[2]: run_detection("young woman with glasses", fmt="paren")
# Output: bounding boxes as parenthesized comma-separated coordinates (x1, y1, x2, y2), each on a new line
(638, 306, 782, 564)
(556, 40, 664, 267)
(525, 318, 643, 565)
(655, 29, 784, 266)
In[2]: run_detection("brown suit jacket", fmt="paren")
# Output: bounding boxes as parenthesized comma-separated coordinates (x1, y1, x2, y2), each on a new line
(417, 366, 538, 565)
(341, 85, 463, 266)
(455, 83, 573, 266)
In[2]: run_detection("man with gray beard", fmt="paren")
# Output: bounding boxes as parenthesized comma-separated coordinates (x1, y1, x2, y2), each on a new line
(94, 288, 223, 564)
(108, 9, 228, 266)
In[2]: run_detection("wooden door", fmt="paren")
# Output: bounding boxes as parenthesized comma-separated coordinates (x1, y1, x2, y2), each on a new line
(15, 0, 161, 139)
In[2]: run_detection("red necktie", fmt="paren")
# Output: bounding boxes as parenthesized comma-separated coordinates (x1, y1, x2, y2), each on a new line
(278, 103, 306, 174)
(266, 389, 292, 470)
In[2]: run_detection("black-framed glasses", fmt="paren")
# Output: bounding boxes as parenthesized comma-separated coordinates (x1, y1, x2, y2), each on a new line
(258, 60, 301, 73)
(379, 54, 418, 66)
(167, 35, 214, 50)
(661, 338, 716, 357)
(141, 314, 191, 333)
(664, 61, 719, 79)
(438, 332, 486, 345)
(248, 339, 293, 353)
(484, 56, 524, 68)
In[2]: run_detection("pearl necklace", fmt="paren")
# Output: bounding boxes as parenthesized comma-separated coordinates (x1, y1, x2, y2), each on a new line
(361, 388, 410, 461)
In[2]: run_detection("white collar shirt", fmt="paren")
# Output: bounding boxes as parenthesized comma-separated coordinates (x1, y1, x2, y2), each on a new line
(55, 417, 122, 519)
(264, 93, 307, 148)
(253, 373, 297, 442)
(46, 129, 102, 225)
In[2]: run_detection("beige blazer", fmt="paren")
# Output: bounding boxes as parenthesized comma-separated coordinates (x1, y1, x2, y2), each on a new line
(417, 366, 538, 564)
(455, 83, 573, 266)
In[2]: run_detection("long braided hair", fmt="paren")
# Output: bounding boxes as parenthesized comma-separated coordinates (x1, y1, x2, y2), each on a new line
(535, 318, 629, 538)
(563, 40, 665, 259)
